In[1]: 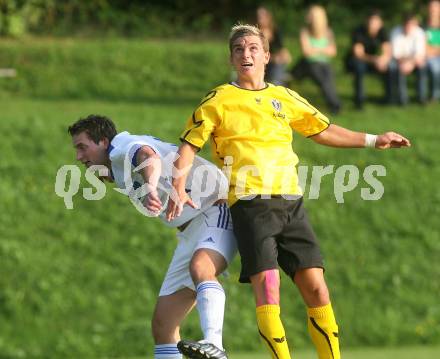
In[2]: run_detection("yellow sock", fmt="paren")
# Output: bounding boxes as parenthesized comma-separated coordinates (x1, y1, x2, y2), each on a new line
(256, 304, 291, 359)
(307, 303, 340, 359)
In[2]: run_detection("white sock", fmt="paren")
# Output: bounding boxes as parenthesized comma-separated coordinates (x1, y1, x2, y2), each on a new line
(196, 280, 226, 350)
(154, 344, 182, 359)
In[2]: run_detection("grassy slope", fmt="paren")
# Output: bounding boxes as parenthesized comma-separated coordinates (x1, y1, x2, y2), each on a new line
(233, 346, 440, 359)
(0, 38, 439, 357)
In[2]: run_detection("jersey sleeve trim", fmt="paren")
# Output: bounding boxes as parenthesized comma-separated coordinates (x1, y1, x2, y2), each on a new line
(131, 146, 142, 167)
(181, 112, 204, 142)
(306, 122, 330, 138)
(199, 90, 217, 106)
(285, 87, 330, 127)
(179, 137, 201, 151)
(181, 89, 219, 149)
(126, 142, 161, 167)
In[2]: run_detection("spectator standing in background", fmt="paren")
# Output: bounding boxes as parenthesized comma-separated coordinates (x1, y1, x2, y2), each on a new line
(291, 5, 341, 114)
(347, 10, 392, 109)
(256, 6, 292, 86)
(426, 0, 440, 101)
(390, 13, 427, 105)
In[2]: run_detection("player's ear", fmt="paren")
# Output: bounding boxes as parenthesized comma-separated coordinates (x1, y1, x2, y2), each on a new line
(264, 51, 270, 65)
(101, 137, 110, 149)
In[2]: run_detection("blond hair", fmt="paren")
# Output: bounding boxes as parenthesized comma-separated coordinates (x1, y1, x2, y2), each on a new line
(306, 5, 329, 38)
(229, 23, 269, 53)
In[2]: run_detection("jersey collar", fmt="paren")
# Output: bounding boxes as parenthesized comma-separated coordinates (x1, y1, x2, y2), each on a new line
(229, 81, 269, 91)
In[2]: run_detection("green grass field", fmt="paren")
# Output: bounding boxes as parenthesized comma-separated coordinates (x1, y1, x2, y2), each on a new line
(121, 346, 440, 358)
(233, 346, 440, 358)
(126, 346, 440, 359)
(1, 38, 440, 357)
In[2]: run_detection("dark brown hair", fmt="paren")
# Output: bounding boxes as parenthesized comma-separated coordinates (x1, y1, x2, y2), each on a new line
(68, 114, 117, 144)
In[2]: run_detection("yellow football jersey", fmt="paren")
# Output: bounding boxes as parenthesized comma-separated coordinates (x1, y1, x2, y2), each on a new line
(181, 83, 330, 205)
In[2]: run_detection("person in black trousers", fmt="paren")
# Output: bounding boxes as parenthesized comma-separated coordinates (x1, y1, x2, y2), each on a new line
(347, 10, 392, 109)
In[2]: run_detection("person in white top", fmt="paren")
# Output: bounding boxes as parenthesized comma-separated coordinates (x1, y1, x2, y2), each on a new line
(426, 0, 440, 101)
(390, 12, 428, 104)
(68, 115, 237, 359)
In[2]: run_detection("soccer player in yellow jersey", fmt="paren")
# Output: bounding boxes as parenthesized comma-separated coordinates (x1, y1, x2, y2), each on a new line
(166, 24, 410, 359)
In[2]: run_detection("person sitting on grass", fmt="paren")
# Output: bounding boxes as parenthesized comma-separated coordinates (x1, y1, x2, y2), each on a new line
(425, 0, 440, 101)
(291, 5, 341, 114)
(347, 10, 392, 108)
(389, 12, 428, 105)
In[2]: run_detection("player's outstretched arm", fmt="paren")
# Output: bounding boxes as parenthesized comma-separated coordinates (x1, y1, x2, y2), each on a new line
(311, 124, 411, 149)
(166, 141, 198, 221)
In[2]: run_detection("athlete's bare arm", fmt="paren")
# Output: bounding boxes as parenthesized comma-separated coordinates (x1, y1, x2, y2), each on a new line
(311, 124, 411, 149)
(135, 145, 163, 213)
(166, 141, 198, 221)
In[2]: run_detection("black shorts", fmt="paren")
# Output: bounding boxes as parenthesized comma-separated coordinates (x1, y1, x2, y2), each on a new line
(230, 196, 324, 283)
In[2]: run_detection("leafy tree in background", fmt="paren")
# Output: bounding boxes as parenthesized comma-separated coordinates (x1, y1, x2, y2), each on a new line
(0, 0, 430, 37)
(0, 0, 26, 36)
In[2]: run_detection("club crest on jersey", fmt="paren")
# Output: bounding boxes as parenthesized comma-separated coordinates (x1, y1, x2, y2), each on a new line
(271, 99, 282, 112)
(255, 97, 262, 104)
(271, 99, 286, 119)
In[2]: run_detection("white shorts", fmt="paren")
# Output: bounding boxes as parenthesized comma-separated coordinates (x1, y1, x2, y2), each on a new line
(159, 204, 237, 296)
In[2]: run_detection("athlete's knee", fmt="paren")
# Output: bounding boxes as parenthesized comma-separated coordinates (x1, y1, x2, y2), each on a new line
(301, 282, 330, 306)
(309, 284, 329, 303)
(294, 268, 330, 306)
(190, 249, 225, 283)
(190, 257, 213, 283)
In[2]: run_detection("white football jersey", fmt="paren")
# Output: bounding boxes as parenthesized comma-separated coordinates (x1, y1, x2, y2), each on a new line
(108, 131, 228, 227)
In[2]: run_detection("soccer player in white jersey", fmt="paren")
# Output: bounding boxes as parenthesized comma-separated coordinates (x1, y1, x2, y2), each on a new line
(68, 115, 237, 359)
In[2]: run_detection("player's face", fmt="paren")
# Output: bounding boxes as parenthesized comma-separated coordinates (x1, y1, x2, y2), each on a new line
(230, 35, 270, 81)
(72, 131, 109, 168)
